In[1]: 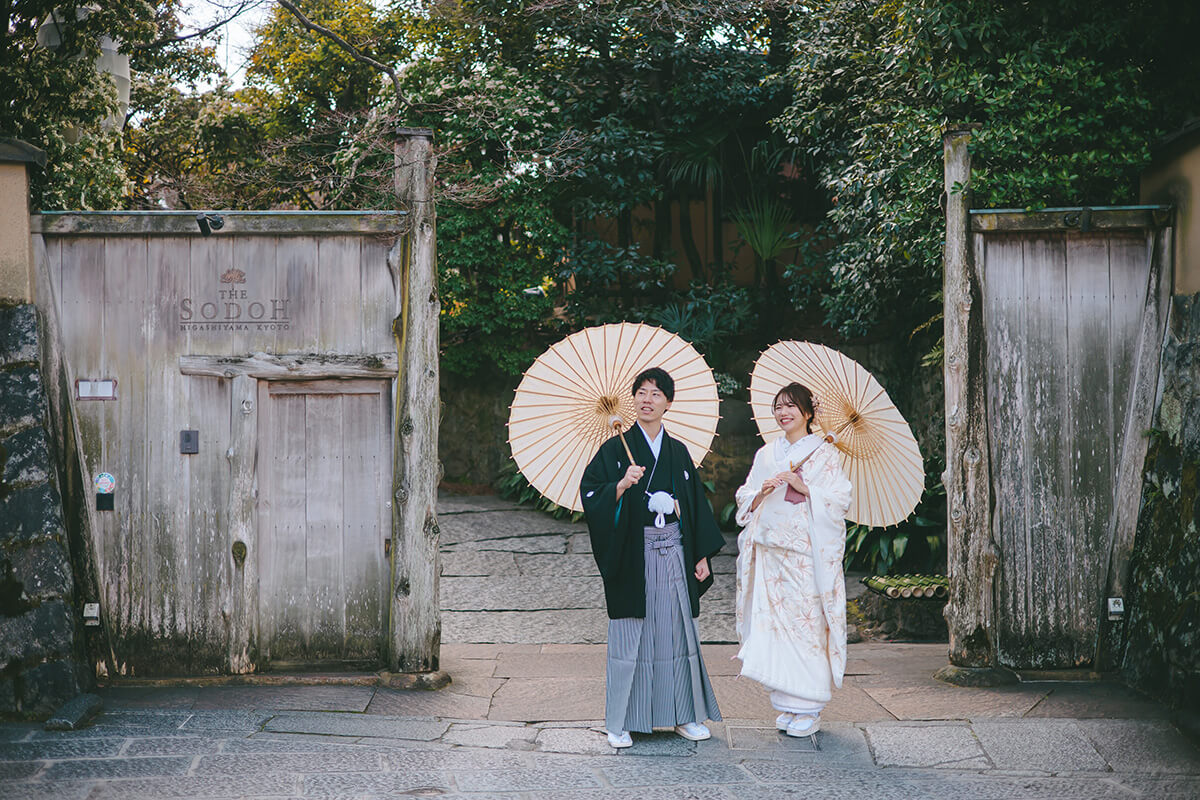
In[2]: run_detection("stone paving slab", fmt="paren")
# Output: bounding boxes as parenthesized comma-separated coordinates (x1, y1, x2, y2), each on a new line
(725, 724, 818, 752)
(0, 760, 42, 780)
(864, 723, 990, 769)
(598, 760, 752, 787)
(443, 722, 537, 749)
(443, 609, 609, 645)
(0, 782, 95, 800)
(494, 650, 608, 678)
(439, 492, 523, 514)
(1074, 718, 1200, 773)
(1024, 681, 1173, 719)
(489, 677, 607, 722)
(696, 612, 737, 644)
(79, 774, 301, 799)
(302, 769, 452, 796)
(910, 774, 1137, 800)
(821, 684, 896, 722)
(534, 727, 613, 755)
(189, 685, 375, 712)
(195, 750, 386, 775)
(442, 576, 605, 611)
(442, 551, 521, 576)
(439, 511, 583, 544)
(40, 755, 193, 780)
(454, 766, 603, 792)
(180, 709, 273, 730)
(0, 738, 125, 760)
(971, 719, 1108, 773)
(526, 788, 735, 800)
(863, 684, 1049, 720)
(264, 712, 450, 741)
(444, 535, 569, 554)
(707, 676, 775, 720)
(1115, 774, 1200, 797)
(514, 553, 601, 576)
(96, 687, 200, 709)
(366, 687, 493, 718)
(123, 736, 224, 755)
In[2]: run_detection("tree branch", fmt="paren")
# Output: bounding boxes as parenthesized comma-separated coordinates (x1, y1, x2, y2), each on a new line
(133, 1, 257, 50)
(275, 0, 407, 108)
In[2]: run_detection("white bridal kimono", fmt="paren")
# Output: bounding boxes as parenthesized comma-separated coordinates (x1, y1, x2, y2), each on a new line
(734, 434, 852, 711)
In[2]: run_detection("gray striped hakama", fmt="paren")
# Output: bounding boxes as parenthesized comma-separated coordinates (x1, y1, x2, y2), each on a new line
(605, 522, 722, 734)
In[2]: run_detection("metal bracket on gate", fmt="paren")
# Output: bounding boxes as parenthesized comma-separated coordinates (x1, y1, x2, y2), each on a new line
(1063, 207, 1093, 232)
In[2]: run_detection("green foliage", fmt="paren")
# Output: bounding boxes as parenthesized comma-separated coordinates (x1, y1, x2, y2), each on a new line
(496, 461, 583, 522)
(0, 0, 157, 209)
(776, 0, 1200, 339)
(845, 456, 947, 575)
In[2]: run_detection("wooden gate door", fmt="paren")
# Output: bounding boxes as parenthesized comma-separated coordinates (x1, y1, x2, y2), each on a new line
(976, 210, 1170, 669)
(257, 379, 391, 667)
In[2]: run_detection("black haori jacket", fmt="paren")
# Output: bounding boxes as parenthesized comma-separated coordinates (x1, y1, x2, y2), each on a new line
(580, 427, 725, 620)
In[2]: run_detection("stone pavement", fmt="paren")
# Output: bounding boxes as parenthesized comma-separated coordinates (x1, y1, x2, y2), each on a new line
(2, 491, 1198, 799)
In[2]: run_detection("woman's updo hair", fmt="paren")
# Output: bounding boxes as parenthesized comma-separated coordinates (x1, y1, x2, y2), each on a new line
(773, 382, 818, 434)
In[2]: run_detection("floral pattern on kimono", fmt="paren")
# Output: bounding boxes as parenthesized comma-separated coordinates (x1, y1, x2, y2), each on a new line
(733, 434, 852, 703)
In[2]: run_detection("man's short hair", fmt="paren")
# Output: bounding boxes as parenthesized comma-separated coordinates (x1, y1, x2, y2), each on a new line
(631, 367, 675, 401)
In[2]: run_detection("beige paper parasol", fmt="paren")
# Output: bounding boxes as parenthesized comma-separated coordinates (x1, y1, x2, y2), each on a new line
(750, 341, 924, 528)
(508, 322, 720, 512)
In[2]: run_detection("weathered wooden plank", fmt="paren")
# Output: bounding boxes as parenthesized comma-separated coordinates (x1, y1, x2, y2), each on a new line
(341, 386, 388, 661)
(32, 211, 405, 236)
(971, 206, 1170, 234)
(226, 374, 258, 673)
(981, 233, 1031, 653)
(275, 235, 320, 353)
(268, 378, 391, 395)
(1063, 233, 1114, 668)
(1108, 234, 1152, 459)
(316, 237, 364, 353)
(187, 236, 237, 356)
(941, 127, 996, 671)
(228, 234, 279, 355)
(360, 235, 397, 353)
(100, 235, 150, 641)
(1016, 235, 1070, 669)
(180, 352, 398, 380)
(144, 237, 192, 644)
(258, 390, 307, 661)
(185, 374, 230, 662)
(304, 392, 345, 658)
(1100, 226, 1173, 665)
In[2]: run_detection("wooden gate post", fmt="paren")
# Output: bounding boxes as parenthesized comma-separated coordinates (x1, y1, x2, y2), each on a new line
(936, 125, 1011, 684)
(387, 128, 443, 675)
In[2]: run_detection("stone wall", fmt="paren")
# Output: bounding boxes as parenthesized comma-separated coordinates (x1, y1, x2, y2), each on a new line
(1120, 293, 1200, 738)
(0, 303, 90, 716)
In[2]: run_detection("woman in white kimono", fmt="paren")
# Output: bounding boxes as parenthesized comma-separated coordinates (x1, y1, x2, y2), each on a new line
(734, 382, 852, 737)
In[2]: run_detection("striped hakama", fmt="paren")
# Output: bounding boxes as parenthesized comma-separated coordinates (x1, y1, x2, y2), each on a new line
(605, 522, 722, 733)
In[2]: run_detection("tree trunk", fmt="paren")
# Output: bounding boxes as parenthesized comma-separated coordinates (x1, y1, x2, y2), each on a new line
(388, 129, 441, 673)
(941, 124, 997, 669)
(677, 186, 705, 282)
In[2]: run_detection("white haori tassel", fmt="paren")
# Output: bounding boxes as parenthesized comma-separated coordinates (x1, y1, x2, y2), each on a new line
(647, 491, 675, 528)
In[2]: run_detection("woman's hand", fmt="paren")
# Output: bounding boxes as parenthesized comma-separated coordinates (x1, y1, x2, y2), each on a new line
(615, 464, 645, 499)
(694, 558, 711, 581)
(776, 470, 809, 497)
(750, 476, 782, 512)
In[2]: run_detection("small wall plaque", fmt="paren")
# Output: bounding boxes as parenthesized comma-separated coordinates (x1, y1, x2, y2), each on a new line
(180, 430, 199, 454)
(76, 379, 117, 400)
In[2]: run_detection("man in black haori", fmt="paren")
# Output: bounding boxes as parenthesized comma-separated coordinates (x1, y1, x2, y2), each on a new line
(580, 366, 724, 749)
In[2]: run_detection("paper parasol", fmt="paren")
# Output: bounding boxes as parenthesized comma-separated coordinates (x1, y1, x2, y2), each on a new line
(508, 322, 720, 512)
(750, 341, 924, 527)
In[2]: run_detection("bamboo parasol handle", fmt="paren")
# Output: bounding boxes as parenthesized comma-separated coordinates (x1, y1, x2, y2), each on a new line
(610, 416, 637, 465)
(793, 419, 849, 470)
